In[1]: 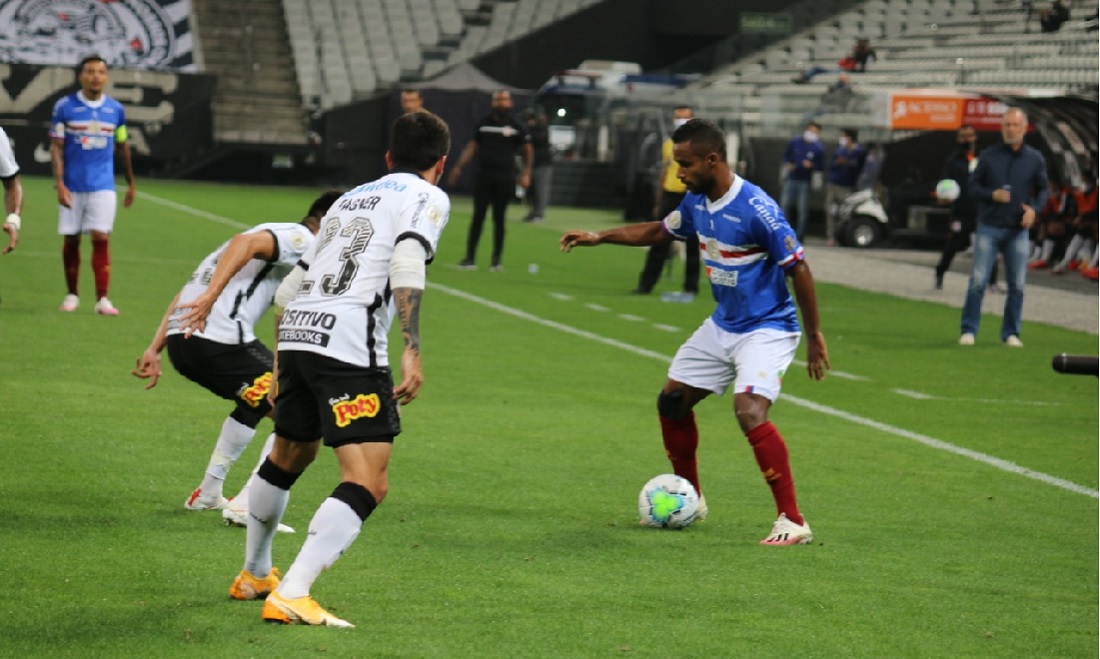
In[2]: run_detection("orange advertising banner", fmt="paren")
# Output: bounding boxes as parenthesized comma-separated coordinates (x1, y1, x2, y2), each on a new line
(888, 94, 965, 130)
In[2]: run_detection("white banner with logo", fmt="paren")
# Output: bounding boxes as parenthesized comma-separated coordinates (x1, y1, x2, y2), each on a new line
(0, 0, 196, 71)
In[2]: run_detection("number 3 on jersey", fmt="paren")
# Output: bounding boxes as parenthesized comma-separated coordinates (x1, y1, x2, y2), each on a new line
(316, 217, 375, 296)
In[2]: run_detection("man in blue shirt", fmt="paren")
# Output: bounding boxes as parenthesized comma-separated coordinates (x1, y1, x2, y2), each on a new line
(560, 119, 830, 546)
(781, 121, 825, 240)
(50, 55, 136, 316)
(824, 128, 865, 245)
(959, 108, 1048, 347)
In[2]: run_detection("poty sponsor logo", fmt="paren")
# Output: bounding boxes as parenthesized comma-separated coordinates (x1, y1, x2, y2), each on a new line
(239, 372, 272, 407)
(332, 393, 381, 427)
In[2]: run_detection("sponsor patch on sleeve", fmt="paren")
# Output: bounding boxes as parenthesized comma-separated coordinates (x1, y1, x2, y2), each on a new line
(665, 210, 682, 231)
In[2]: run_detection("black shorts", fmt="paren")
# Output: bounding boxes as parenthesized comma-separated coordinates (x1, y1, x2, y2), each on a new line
(274, 350, 401, 447)
(165, 334, 273, 426)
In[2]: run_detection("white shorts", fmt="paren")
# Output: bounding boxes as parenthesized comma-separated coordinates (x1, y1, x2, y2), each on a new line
(668, 317, 800, 402)
(58, 190, 117, 235)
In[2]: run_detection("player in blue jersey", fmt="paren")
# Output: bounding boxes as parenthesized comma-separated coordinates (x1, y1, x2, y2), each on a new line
(561, 118, 830, 545)
(50, 55, 136, 316)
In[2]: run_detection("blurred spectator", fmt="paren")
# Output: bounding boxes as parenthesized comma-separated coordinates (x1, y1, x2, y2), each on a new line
(400, 89, 425, 114)
(1053, 182, 1098, 274)
(1084, 7, 1098, 30)
(1039, 0, 1071, 32)
(448, 90, 532, 271)
(1027, 179, 1076, 269)
(801, 73, 855, 124)
(792, 39, 876, 84)
(959, 107, 1048, 348)
(855, 142, 884, 191)
(934, 125, 988, 289)
(824, 128, 865, 245)
(780, 121, 824, 240)
(522, 109, 553, 223)
(633, 105, 700, 300)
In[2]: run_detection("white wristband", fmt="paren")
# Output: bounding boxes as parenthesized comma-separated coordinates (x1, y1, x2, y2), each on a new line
(3, 213, 19, 230)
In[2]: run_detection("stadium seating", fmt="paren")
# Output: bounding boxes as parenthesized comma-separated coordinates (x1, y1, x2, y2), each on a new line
(281, 0, 604, 108)
(690, 0, 1099, 140)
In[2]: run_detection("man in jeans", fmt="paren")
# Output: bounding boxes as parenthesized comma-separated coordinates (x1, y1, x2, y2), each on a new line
(959, 108, 1048, 348)
(780, 122, 824, 241)
(824, 128, 864, 245)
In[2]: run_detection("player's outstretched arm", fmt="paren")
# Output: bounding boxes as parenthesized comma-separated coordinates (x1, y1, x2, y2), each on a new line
(559, 221, 669, 252)
(176, 231, 277, 337)
(787, 261, 830, 381)
(132, 292, 181, 389)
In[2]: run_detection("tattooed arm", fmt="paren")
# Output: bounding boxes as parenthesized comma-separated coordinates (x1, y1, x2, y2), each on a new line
(390, 239, 428, 404)
(392, 287, 423, 404)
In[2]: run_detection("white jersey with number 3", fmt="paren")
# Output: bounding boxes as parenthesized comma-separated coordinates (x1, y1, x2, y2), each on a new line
(278, 172, 451, 368)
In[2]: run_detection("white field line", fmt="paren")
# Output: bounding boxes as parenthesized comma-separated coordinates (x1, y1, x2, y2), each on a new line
(894, 388, 1062, 406)
(137, 191, 250, 230)
(433, 282, 1098, 500)
(149, 195, 1098, 500)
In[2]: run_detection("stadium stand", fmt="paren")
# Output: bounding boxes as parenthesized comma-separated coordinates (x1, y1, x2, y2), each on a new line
(280, 0, 604, 108)
(690, 0, 1099, 140)
(191, 0, 309, 144)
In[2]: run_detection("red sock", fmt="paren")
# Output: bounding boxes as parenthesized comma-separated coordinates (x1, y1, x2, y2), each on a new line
(91, 239, 111, 300)
(62, 239, 81, 296)
(660, 412, 701, 495)
(746, 421, 803, 525)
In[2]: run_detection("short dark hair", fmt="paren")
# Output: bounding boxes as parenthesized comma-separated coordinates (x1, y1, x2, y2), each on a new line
(77, 55, 107, 75)
(305, 190, 345, 222)
(390, 111, 450, 171)
(672, 118, 727, 160)
(841, 128, 858, 141)
(806, 121, 822, 131)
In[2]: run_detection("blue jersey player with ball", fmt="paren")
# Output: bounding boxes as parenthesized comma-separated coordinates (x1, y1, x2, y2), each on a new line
(560, 118, 830, 545)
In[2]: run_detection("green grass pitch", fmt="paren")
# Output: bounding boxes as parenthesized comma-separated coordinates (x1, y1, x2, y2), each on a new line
(0, 177, 1095, 658)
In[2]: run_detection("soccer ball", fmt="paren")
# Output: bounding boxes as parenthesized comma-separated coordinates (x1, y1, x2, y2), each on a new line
(935, 178, 961, 201)
(638, 474, 699, 529)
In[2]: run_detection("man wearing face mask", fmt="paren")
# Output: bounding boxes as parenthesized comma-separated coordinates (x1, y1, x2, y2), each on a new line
(959, 108, 1048, 348)
(781, 122, 825, 241)
(934, 125, 995, 290)
(824, 128, 864, 246)
(633, 105, 700, 301)
(449, 89, 533, 271)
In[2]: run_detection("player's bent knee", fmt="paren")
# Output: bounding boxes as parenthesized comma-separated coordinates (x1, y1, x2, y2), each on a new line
(657, 389, 688, 419)
(331, 481, 379, 521)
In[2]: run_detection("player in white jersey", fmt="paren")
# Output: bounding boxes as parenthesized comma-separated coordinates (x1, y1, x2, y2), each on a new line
(132, 191, 344, 533)
(206, 112, 452, 627)
(561, 119, 830, 546)
(0, 125, 24, 256)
